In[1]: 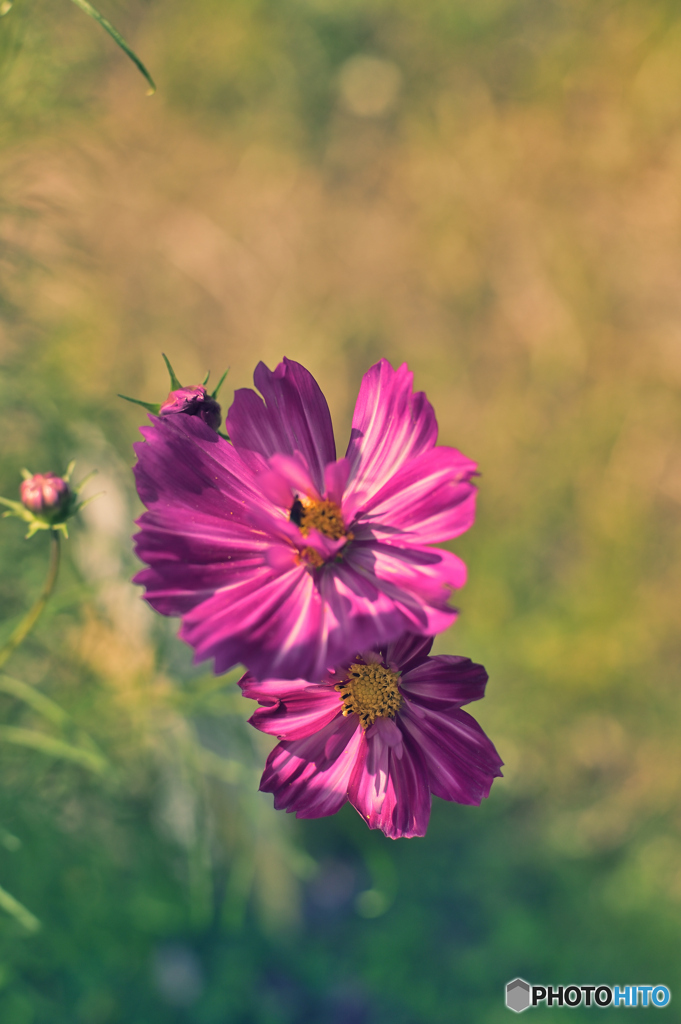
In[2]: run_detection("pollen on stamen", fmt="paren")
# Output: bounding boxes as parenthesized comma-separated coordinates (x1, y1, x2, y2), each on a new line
(290, 497, 352, 541)
(335, 661, 402, 730)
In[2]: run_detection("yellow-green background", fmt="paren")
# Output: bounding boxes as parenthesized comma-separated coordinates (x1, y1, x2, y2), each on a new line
(1, 1, 680, 1020)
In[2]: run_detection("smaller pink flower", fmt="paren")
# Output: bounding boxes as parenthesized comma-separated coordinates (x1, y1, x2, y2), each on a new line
(239, 634, 503, 839)
(20, 473, 71, 515)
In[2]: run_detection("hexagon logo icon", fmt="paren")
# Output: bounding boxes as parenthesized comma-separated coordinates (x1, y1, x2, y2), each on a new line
(506, 978, 531, 1013)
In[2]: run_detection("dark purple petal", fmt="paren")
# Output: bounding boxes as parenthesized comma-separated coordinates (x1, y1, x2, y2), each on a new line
(357, 446, 477, 544)
(383, 633, 434, 674)
(133, 414, 278, 531)
(345, 360, 437, 503)
(226, 358, 336, 492)
(238, 674, 342, 740)
(348, 718, 431, 839)
(399, 656, 489, 710)
(260, 714, 362, 818)
(399, 701, 503, 805)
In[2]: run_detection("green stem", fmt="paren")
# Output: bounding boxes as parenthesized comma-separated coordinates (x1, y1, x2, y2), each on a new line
(0, 531, 60, 671)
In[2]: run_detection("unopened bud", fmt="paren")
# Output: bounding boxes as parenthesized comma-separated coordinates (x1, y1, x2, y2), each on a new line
(159, 386, 222, 431)
(20, 473, 71, 515)
(2, 462, 96, 539)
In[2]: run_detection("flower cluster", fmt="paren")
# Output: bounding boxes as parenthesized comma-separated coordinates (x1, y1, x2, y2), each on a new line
(132, 356, 502, 837)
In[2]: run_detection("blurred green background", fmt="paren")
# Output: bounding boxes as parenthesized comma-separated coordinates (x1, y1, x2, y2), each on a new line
(1, 0, 680, 1020)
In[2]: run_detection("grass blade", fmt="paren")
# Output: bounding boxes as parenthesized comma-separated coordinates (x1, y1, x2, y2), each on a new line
(0, 883, 40, 932)
(0, 673, 69, 726)
(69, 0, 156, 94)
(0, 726, 108, 774)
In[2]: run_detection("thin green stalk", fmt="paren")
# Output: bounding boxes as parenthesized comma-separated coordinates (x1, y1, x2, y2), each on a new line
(0, 531, 60, 671)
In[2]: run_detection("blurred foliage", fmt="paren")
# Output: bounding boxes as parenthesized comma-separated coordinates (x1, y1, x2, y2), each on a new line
(1, 0, 681, 1020)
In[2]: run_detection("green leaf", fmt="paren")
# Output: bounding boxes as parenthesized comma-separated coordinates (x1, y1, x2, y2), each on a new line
(161, 353, 182, 391)
(68, 0, 156, 95)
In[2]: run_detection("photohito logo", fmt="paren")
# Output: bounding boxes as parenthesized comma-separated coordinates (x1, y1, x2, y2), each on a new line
(505, 979, 671, 1012)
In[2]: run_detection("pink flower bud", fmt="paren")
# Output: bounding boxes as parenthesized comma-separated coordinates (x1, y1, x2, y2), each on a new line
(159, 386, 222, 432)
(20, 473, 71, 515)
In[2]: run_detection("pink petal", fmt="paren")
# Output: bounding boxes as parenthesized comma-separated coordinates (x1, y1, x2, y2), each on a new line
(226, 358, 336, 493)
(239, 674, 342, 740)
(359, 447, 478, 544)
(268, 453, 321, 502)
(349, 541, 467, 609)
(179, 563, 335, 680)
(260, 714, 363, 818)
(345, 360, 438, 503)
(324, 458, 351, 505)
(348, 722, 431, 839)
(302, 528, 348, 562)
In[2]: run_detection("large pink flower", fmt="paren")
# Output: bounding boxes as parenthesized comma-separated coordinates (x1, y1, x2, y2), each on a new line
(240, 634, 503, 839)
(133, 358, 477, 681)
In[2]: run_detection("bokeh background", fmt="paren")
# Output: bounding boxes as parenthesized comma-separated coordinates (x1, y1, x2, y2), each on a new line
(1, 0, 680, 1020)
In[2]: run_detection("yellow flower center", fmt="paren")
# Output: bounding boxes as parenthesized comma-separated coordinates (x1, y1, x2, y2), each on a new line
(335, 662, 402, 730)
(292, 497, 350, 541)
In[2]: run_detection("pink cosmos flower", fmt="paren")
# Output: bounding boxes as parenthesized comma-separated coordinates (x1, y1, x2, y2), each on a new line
(133, 358, 477, 681)
(239, 634, 503, 838)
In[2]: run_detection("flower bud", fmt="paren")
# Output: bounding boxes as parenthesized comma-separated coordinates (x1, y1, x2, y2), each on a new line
(20, 473, 71, 515)
(159, 386, 222, 432)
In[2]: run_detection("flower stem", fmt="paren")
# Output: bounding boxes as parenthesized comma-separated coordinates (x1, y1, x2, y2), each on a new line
(0, 531, 61, 671)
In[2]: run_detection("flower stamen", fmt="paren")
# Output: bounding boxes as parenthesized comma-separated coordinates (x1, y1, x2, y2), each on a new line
(335, 661, 402, 730)
(291, 497, 351, 541)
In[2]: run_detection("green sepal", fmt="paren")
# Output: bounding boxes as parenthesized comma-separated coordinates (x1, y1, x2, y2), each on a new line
(118, 394, 161, 414)
(211, 368, 230, 399)
(162, 353, 183, 391)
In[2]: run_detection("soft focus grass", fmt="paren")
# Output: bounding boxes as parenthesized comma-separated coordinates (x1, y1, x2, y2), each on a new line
(1, 0, 680, 1021)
